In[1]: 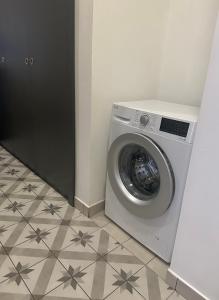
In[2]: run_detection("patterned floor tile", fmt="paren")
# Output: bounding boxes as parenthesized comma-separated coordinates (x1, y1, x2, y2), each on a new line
(19, 226, 59, 251)
(0, 194, 13, 210)
(0, 248, 33, 299)
(28, 214, 61, 232)
(24, 201, 62, 220)
(5, 240, 50, 271)
(45, 187, 65, 199)
(123, 238, 155, 264)
(70, 215, 100, 235)
(74, 259, 121, 300)
(0, 167, 21, 180)
(0, 291, 33, 300)
(88, 229, 120, 255)
(7, 192, 37, 203)
(105, 245, 144, 276)
(0, 147, 11, 156)
(38, 186, 65, 201)
(0, 223, 25, 246)
(43, 199, 80, 220)
(0, 155, 13, 166)
(0, 179, 17, 193)
(10, 224, 34, 247)
(91, 211, 111, 228)
(27, 222, 84, 252)
(58, 258, 96, 286)
(147, 257, 169, 282)
(0, 270, 32, 299)
(1, 223, 50, 249)
(168, 291, 186, 300)
(20, 257, 69, 297)
(46, 225, 84, 251)
(0, 219, 21, 230)
(106, 284, 145, 300)
(0, 202, 24, 218)
(0, 247, 14, 282)
(5, 198, 39, 217)
(12, 181, 43, 198)
(57, 236, 98, 271)
(103, 222, 130, 243)
(9, 158, 26, 167)
(7, 166, 29, 179)
(20, 169, 41, 182)
(132, 267, 173, 300)
(42, 278, 89, 299)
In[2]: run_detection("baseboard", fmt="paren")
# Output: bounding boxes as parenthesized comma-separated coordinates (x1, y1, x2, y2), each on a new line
(167, 270, 208, 300)
(74, 196, 105, 217)
(166, 269, 178, 290)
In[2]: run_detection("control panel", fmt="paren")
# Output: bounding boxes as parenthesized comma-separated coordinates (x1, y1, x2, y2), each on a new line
(131, 110, 192, 140)
(160, 118, 190, 138)
(113, 104, 196, 144)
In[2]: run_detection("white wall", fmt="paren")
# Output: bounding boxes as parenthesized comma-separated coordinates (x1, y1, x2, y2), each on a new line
(75, 1, 219, 207)
(158, 0, 219, 106)
(89, 0, 169, 205)
(169, 16, 219, 300)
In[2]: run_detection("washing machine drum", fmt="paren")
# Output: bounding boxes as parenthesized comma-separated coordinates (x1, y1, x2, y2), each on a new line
(108, 133, 175, 218)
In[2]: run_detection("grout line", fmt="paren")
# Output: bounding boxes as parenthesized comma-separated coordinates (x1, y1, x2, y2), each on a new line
(147, 256, 156, 265)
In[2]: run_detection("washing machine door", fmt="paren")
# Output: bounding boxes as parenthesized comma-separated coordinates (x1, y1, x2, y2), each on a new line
(108, 133, 175, 218)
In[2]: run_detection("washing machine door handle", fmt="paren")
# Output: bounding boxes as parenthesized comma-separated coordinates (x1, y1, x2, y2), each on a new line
(107, 133, 175, 219)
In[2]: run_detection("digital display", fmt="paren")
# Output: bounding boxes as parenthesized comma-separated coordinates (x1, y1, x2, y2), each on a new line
(160, 118, 190, 138)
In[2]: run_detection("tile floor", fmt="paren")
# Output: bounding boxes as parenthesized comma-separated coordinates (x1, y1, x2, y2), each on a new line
(0, 145, 186, 300)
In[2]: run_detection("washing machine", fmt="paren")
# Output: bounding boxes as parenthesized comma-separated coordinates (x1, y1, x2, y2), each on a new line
(105, 100, 199, 262)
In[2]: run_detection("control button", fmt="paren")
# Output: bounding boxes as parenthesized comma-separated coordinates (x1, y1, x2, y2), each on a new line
(140, 114, 150, 127)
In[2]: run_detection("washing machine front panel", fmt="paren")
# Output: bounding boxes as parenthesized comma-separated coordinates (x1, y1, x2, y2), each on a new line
(108, 133, 175, 218)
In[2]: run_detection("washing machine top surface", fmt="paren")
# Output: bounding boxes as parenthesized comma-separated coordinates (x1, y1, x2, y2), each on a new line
(115, 99, 199, 123)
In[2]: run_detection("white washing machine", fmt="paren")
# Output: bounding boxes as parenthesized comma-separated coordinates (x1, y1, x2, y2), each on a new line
(105, 100, 199, 262)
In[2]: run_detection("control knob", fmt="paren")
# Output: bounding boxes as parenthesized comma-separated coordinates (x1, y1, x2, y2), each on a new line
(140, 114, 150, 127)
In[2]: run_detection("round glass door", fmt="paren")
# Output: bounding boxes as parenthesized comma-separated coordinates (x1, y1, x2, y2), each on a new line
(108, 133, 175, 218)
(119, 144, 160, 201)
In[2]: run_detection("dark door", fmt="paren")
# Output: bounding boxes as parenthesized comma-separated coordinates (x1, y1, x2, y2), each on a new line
(0, 0, 75, 202)
(0, 2, 9, 137)
(28, 0, 75, 201)
(0, 0, 34, 164)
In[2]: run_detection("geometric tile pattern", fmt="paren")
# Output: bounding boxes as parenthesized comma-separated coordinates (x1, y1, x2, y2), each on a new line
(0, 146, 186, 300)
